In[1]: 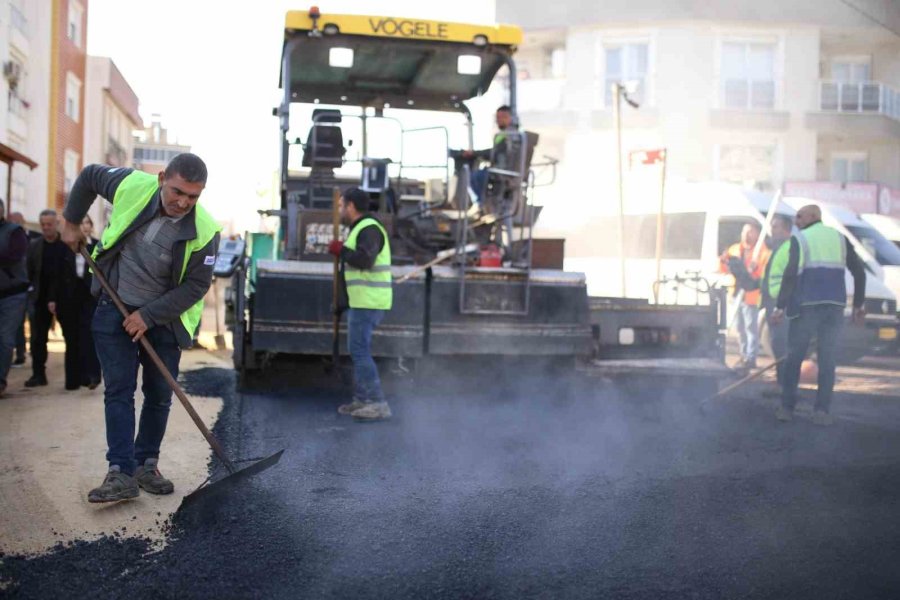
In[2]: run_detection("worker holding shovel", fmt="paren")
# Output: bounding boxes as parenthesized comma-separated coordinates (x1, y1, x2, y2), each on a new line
(327, 187, 393, 422)
(60, 155, 220, 502)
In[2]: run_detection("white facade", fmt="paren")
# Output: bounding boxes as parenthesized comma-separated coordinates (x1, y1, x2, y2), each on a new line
(83, 56, 142, 231)
(1, 0, 51, 224)
(497, 1, 900, 230)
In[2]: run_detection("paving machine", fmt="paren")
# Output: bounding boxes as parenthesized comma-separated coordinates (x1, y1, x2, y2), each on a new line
(227, 8, 728, 386)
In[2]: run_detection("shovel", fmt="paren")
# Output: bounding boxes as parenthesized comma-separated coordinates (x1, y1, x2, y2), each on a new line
(80, 248, 283, 509)
(212, 276, 227, 350)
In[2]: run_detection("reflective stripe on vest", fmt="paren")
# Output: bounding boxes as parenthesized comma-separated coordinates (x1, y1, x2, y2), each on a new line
(766, 241, 790, 301)
(795, 222, 846, 309)
(344, 217, 392, 310)
(95, 170, 221, 339)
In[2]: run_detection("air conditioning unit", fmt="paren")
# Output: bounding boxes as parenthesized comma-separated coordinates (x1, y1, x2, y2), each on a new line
(3, 61, 22, 89)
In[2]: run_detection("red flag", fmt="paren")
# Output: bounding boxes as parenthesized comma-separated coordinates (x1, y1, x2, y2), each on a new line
(629, 148, 666, 169)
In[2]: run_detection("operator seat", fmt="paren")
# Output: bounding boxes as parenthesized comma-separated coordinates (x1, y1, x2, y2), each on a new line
(301, 109, 345, 171)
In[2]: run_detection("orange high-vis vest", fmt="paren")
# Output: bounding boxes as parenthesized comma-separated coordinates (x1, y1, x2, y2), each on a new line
(722, 242, 770, 306)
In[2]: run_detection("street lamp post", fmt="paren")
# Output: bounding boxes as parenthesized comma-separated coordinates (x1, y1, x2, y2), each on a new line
(612, 82, 640, 298)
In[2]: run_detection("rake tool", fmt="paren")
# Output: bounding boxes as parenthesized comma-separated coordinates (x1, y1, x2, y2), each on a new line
(80, 248, 283, 509)
(699, 357, 786, 413)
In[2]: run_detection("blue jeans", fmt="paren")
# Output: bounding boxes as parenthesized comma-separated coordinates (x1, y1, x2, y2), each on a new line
(470, 168, 488, 204)
(0, 292, 27, 387)
(347, 308, 385, 403)
(781, 304, 844, 413)
(92, 299, 181, 475)
(735, 303, 760, 361)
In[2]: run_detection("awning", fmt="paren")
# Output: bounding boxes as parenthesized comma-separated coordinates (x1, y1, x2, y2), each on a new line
(0, 141, 38, 218)
(0, 142, 38, 169)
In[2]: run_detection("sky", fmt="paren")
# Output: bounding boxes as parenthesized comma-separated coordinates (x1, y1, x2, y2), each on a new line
(86, 0, 498, 232)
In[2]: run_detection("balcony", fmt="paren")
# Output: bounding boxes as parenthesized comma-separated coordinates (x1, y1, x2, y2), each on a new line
(808, 80, 900, 137)
(105, 136, 128, 167)
(9, 4, 30, 55)
(819, 80, 900, 119)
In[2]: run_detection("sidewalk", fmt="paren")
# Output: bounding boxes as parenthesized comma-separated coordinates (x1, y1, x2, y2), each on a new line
(0, 333, 229, 556)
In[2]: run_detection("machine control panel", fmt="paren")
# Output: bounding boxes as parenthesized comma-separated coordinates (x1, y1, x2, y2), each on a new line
(213, 237, 246, 278)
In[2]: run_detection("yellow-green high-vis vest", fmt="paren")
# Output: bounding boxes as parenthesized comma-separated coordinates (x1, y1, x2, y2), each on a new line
(344, 217, 392, 310)
(792, 221, 847, 314)
(96, 170, 220, 339)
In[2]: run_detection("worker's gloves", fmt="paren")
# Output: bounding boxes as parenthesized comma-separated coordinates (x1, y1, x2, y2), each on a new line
(327, 240, 344, 257)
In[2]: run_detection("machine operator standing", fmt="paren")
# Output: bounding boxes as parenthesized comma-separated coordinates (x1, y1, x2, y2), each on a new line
(328, 187, 393, 422)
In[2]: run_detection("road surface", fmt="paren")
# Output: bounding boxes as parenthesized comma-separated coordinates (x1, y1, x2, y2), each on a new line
(3, 355, 900, 599)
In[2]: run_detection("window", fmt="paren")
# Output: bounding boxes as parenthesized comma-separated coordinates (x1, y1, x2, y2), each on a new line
(721, 42, 775, 109)
(67, 1, 84, 47)
(845, 225, 900, 266)
(603, 42, 648, 106)
(831, 153, 867, 183)
(717, 145, 776, 191)
(826, 57, 878, 112)
(717, 218, 758, 256)
(64, 150, 79, 193)
(545, 47, 566, 79)
(831, 58, 870, 83)
(65, 72, 81, 121)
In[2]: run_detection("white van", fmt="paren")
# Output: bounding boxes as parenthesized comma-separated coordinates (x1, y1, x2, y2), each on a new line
(564, 182, 782, 304)
(561, 182, 898, 357)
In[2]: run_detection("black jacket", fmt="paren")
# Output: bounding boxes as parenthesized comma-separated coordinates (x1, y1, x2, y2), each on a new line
(48, 238, 97, 308)
(26, 235, 66, 302)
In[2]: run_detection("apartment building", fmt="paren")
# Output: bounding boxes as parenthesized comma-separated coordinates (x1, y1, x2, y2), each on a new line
(1, 0, 51, 223)
(47, 0, 88, 213)
(496, 0, 900, 222)
(83, 55, 141, 229)
(133, 114, 189, 175)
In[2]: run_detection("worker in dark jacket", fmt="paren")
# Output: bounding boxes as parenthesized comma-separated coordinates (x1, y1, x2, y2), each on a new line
(328, 187, 393, 422)
(0, 199, 29, 397)
(61, 154, 220, 503)
(25, 210, 71, 388)
(771, 204, 866, 425)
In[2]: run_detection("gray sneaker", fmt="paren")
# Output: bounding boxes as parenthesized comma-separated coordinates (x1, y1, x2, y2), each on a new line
(775, 407, 793, 422)
(338, 398, 367, 415)
(351, 401, 392, 422)
(135, 458, 175, 495)
(812, 410, 834, 426)
(88, 466, 140, 503)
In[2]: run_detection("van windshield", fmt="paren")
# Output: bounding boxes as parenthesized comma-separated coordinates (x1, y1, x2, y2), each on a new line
(845, 225, 900, 266)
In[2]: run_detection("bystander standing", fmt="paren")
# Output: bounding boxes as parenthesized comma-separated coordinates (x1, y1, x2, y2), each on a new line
(8, 212, 38, 367)
(25, 210, 75, 389)
(0, 199, 29, 397)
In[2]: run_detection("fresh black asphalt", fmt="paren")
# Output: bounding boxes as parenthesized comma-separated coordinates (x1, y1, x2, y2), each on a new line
(3, 357, 900, 599)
